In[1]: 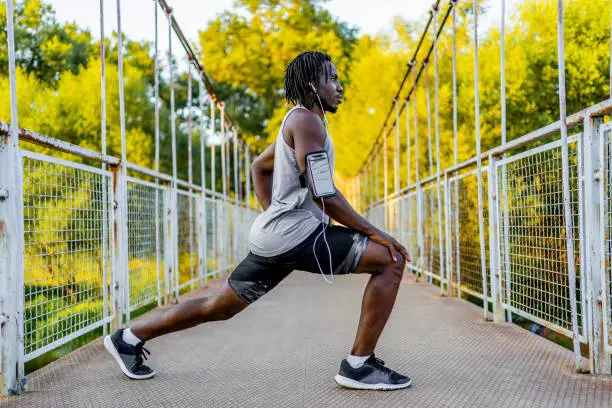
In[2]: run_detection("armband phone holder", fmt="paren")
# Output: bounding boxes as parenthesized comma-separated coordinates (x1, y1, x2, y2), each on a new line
(299, 151, 336, 199)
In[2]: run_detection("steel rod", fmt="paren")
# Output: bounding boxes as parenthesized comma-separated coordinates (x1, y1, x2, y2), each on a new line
(557, 0, 582, 370)
(473, 0, 489, 318)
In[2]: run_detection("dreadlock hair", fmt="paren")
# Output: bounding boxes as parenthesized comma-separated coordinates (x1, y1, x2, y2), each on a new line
(284, 51, 332, 109)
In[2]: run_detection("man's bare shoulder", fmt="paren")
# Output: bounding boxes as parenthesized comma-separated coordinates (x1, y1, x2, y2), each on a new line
(284, 108, 326, 146)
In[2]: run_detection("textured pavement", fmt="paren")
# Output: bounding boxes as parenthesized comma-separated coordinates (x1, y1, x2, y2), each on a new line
(1, 272, 611, 408)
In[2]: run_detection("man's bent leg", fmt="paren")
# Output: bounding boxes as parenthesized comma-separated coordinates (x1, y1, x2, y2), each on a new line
(333, 239, 411, 390)
(351, 241, 405, 356)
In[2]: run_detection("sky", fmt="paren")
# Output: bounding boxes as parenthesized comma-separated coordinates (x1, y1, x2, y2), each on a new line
(51, 0, 517, 54)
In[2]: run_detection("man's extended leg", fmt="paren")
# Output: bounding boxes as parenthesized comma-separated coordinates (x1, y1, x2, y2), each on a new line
(104, 283, 248, 380)
(104, 249, 293, 380)
(131, 282, 248, 341)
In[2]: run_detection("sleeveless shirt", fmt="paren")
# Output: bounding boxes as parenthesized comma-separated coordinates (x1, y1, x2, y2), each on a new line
(248, 106, 335, 257)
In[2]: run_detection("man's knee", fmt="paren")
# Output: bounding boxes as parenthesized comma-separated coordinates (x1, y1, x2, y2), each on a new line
(382, 252, 405, 282)
(198, 293, 246, 322)
(213, 306, 243, 321)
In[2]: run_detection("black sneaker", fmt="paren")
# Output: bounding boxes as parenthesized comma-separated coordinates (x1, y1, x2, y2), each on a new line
(104, 329, 155, 380)
(335, 354, 412, 390)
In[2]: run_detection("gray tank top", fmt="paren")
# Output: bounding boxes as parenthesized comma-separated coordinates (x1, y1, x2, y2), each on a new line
(249, 106, 335, 257)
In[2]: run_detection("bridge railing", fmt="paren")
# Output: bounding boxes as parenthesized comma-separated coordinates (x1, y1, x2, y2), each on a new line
(16, 140, 256, 366)
(0, 0, 258, 395)
(364, 99, 612, 374)
(357, 0, 612, 375)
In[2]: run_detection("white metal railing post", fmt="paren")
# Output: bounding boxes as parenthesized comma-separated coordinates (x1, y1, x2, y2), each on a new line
(168, 8, 179, 303)
(237, 139, 243, 257)
(414, 64, 423, 279)
(153, 0, 162, 307)
(368, 163, 374, 218)
(356, 171, 365, 214)
(433, 3, 444, 294)
(584, 111, 611, 374)
(0, 0, 25, 395)
(374, 151, 380, 206)
(356, 173, 360, 215)
(577, 115, 590, 352)
(220, 103, 227, 272)
(425, 58, 434, 283)
(115, 0, 130, 327)
(473, 0, 489, 319)
(163, 183, 173, 304)
(233, 128, 239, 264)
(226, 124, 231, 266)
(210, 101, 217, 273)
(405, 98, 411, 261)
(451, 0, 460, 298)
(196, 192, 204, 286)
(199, 80, 208, 286)
(99, 0, 110, 334)
(245, 145, 251, 227)
(383, 129, 389, 232)
(369, 158, 374, 218)
(394, 99, 401, 240)
(111, 164, 126, 329)
(444, 170, 453, 296)
(557, 0, 586, 372)
(187, 61, 195, 290)
(488, 157, 504, 322)
(500, 0, 512, 323)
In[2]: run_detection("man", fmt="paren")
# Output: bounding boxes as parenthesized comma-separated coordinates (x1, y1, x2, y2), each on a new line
(105, 51, 412, 391)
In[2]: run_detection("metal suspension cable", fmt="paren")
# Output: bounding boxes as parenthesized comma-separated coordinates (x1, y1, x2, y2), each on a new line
(357, 0, 454, 174)
(473, 0, 488, 320)
(557, 0, 582, 372)
(157, 0, 241, 136)
(452, 0, 460, 295)
(500, 0, 512, 322)
(433, 5, 445, 295)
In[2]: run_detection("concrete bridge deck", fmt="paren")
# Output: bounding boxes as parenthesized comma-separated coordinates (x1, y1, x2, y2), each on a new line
(1, 273, 611, 408)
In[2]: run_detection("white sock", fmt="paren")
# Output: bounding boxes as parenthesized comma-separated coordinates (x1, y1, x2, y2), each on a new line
(346, 354, 371, 369)
(122, 328, 142, 346)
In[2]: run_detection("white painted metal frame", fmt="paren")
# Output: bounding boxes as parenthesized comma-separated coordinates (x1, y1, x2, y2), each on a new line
(600, 122, 612, 357)
(1, 1, 25, 389)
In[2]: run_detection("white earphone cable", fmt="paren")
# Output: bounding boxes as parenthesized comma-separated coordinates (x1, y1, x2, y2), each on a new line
(310, 84, 334, 284)
(312, 199, 334, 284)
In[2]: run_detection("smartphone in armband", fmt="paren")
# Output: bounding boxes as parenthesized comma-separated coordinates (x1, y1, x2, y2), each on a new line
(300, 151, 336, 199)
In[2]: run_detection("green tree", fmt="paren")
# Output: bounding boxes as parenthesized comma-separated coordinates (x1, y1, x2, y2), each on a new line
(0, 0, 92, 84)
(198, 0, 358, 150)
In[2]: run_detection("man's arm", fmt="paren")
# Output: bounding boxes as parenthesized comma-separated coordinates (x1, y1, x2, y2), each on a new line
(251, 142, 275, 210)
(291, 111, 409, 262)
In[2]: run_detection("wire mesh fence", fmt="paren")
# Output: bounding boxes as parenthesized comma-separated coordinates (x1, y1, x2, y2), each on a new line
(22, 152, 113, 361)
(402, 191, 419, 270)
(421, 182, 445, 281)
(21, 154, 254, 363)
(448, 168, 490, 300)
(126, 178, 165, 311)
(368, 203, 385, 232)
(497, 135, 583, 338)
(177, 190, 199, 291)
(204, 196, 219, 274)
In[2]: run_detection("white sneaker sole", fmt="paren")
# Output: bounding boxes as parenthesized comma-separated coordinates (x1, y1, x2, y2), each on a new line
(334, 374, 412, 391)
(104, 335, 155, 380)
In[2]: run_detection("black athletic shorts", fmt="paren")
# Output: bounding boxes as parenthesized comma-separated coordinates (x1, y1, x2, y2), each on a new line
(228, 225, 370, 304)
